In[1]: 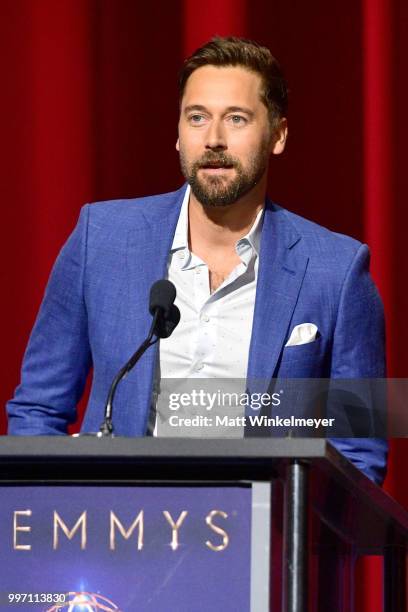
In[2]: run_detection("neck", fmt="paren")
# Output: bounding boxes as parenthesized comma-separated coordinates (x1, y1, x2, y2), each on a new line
(188, 177, 266, 251)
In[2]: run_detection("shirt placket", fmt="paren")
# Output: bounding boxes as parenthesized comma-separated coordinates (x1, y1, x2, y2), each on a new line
(188, 259, 214, 377)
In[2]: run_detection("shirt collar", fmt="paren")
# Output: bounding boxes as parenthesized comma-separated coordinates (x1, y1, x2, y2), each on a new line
(171, 184, 190, 252)
(237, 206, 263, 257)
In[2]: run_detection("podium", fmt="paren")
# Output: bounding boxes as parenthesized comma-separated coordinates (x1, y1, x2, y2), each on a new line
(0, 437, 407, 611)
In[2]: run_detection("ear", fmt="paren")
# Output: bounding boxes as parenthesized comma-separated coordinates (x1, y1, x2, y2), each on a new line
(176, 137, 180, 152)
(270, 118, 288, 155)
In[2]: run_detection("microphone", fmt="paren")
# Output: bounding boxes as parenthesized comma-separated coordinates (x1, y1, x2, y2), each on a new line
(96, 280, 180, 436)
(149, 280, 179, 338)
(149, 279, 176, 317)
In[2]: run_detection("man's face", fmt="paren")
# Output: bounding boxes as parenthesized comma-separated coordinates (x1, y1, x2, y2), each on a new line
(177, 65, 283, 207)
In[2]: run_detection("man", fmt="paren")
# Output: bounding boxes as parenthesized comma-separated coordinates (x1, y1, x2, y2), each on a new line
(7, 37, 387, 484)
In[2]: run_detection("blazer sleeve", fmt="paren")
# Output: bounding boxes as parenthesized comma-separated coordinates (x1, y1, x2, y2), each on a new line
(328, 243, 388, 485)
(6, 205, 92, 435)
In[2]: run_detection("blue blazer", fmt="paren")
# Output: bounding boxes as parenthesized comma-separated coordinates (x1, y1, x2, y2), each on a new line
(7, 185, 388, 484)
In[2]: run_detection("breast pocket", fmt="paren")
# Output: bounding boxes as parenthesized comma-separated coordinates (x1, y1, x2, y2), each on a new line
(278, 336, 328, 377)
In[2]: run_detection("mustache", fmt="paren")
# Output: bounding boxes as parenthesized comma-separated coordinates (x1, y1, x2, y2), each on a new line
(196, 153, 238, 168)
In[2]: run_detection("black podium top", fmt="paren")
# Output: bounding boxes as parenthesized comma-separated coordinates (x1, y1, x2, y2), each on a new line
(0, 436, 352, 481)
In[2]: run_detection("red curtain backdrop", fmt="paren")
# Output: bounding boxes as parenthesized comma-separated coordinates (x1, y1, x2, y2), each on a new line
(1, 1, 407, 608)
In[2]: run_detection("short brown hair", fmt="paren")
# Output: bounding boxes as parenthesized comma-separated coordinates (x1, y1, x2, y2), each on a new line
(179, 36, 288, 125)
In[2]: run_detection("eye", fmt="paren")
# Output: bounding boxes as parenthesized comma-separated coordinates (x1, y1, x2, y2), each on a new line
(228, 115, 247, 126)
(188, 114, 205, 124)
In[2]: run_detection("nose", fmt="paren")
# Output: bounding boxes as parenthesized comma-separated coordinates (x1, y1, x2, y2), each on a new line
(205, 118, 227, 151)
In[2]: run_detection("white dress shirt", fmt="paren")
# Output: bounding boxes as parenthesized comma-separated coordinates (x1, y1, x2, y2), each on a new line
(151, 185, 264, 435)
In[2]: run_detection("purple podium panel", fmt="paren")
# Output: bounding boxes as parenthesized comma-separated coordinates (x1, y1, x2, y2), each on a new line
(0, 485, 251, 612)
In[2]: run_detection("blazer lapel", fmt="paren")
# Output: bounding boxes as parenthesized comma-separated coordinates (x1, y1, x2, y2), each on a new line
(246, 202, 309, 395)
(125, 185, 187, 433)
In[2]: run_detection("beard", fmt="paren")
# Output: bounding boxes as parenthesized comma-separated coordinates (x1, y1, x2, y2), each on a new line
(179, 143, 269, 207)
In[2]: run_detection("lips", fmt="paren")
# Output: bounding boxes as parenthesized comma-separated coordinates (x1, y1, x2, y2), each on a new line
(200, 164, 234, 169)
(200, 166, 233, 175)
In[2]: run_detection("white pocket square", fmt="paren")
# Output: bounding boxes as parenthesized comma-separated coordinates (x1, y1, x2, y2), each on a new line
(285, 323, 318, 347)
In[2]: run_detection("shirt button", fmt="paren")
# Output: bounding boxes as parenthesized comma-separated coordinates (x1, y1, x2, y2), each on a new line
(195, 362, 204, 371)
(177, 251, 185, 259)
(195, 267, 201, 274)
(201, 314, 210, 323)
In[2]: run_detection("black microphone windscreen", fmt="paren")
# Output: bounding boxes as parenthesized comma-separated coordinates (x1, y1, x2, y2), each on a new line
(149, 279, 176, 315)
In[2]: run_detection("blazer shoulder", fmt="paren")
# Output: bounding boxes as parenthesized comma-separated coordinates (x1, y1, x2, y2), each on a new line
(276, 205, 365, 263)
(72, 186, 186, 251)
(86, 186, 184, 225)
